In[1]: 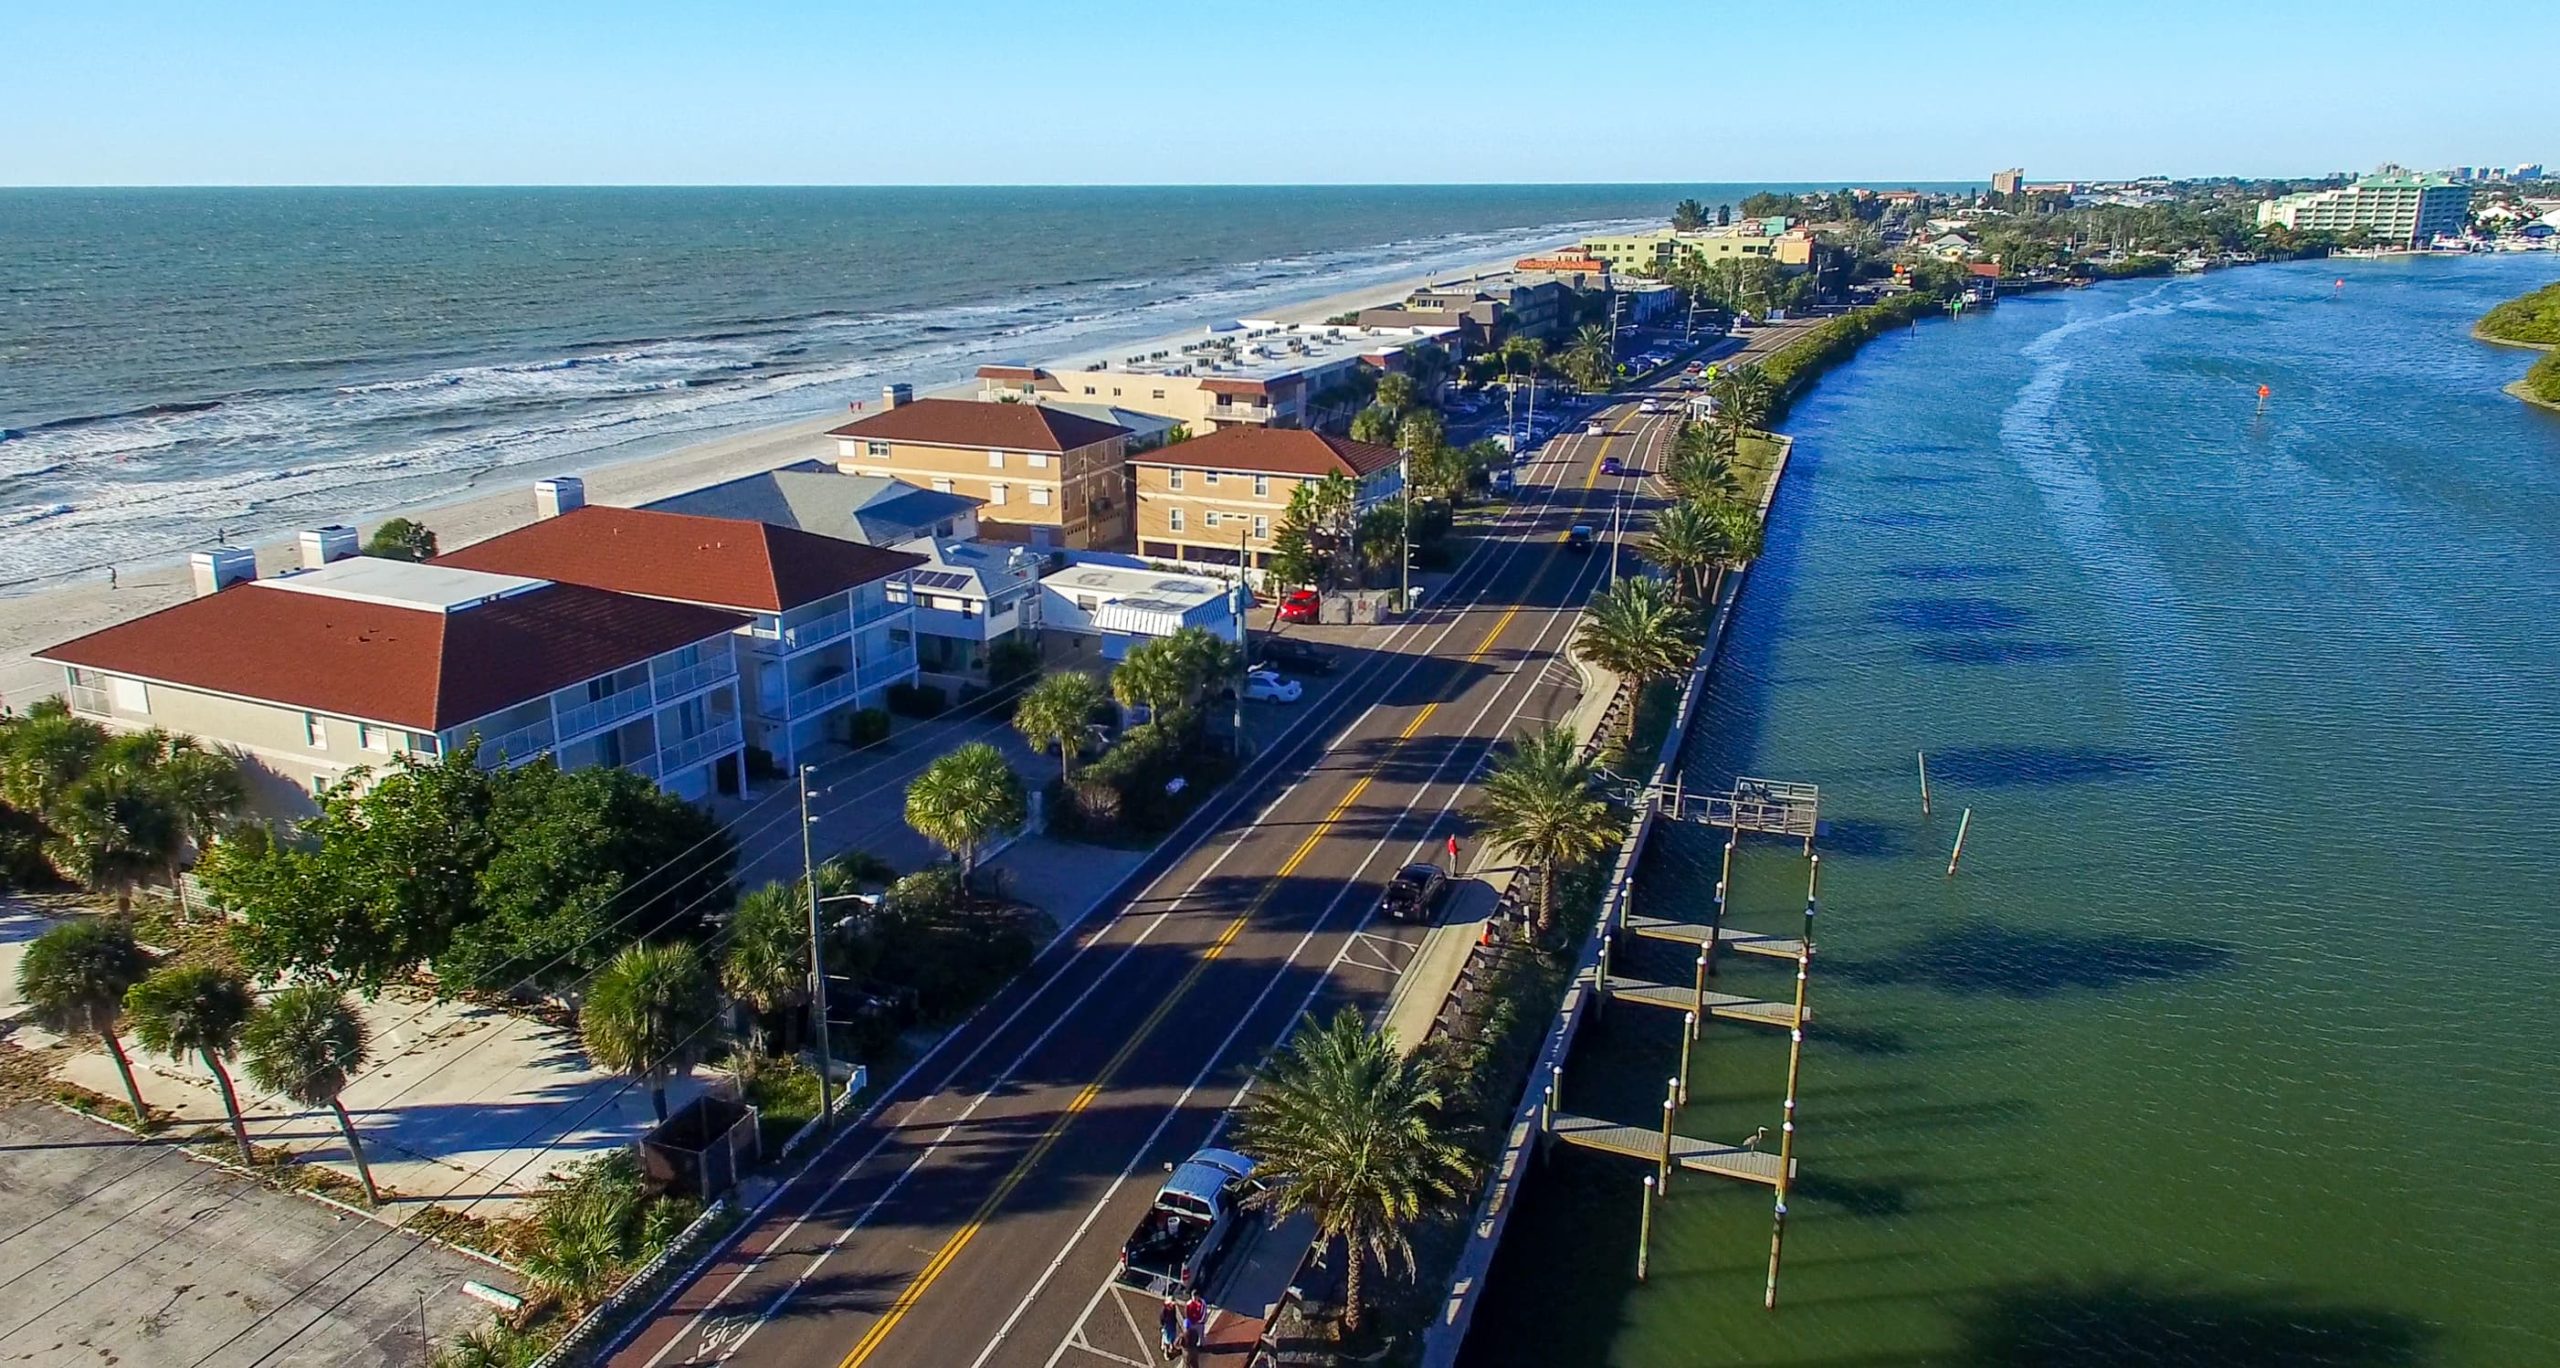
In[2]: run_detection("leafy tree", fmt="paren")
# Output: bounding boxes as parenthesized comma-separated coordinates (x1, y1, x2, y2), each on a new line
(904, 742, 1027, 886)
(149, 739, 247, 917)
(1469, 726, 1618, 936)
(581, 941, 721, 1122)
(1372, 372, 1418, 418)
(1410, 441, 1477, 506)
(125, 963, 257, 1162)
(1269, 472, 1360, 590)
(218, 745, 498, 992)
(1395, 408, 1444, 463)
(1357, 503, 1407, 581)
(439, 760, 734, 994)
(1671, 198, 1709, 232)
(1014, 670, 1107, 780)
(16, 920, 155, 1125)
(721, 878, 810, 1057)
(1348, 405, 1399, 446)
(2478, 281, 2560, 345)
(1704, 496, 1767, 588)
(1573, 577, 1702, 740)
(1232, 1007, 1472, 1334)
(362, 518, 438, 562)
(241, 984, 380, 1205)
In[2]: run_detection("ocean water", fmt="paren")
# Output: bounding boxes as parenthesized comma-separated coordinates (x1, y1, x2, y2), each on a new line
(0, 184, 1848, 587)
(1466, 255, 2560, 1366)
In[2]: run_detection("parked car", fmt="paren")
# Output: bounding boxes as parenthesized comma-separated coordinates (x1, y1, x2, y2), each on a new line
(1600, 455, 1625, 476)
(1567, 524, 1595, 551)
(1242, 670, 1303, 704)
(1379, 861, 1450, 922)
(1255, 637, 1336, 675)
(1118, 1148, 1260, 1298)
(1277, 589, 1321, 624)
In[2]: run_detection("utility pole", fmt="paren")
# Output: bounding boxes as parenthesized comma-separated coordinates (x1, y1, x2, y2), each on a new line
(1233, 527, 1248, 745)
(1399, 453, 1412, 613)
(800, 773, 836, 1126)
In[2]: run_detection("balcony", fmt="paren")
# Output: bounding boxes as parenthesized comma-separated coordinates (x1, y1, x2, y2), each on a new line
(780, 607, 851, 652)
(853, 593, 909, 627)
(865, 644, 920, 684)
(653, 654, 736, 704)
(554, 685, 653, 742)
(1211, 403, 1275, 424)
(786, 670, 863, 720)
(476, 718, 557, 766)
(655, 719, 743, 778)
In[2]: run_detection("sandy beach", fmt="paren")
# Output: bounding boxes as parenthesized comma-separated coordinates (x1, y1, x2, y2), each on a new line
(0, 246, 1563, 709)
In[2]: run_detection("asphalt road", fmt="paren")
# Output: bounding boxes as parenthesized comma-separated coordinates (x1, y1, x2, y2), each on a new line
(606, 381, 1683, 1368)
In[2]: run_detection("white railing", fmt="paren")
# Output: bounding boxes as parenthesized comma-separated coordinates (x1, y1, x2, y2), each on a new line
(853, 594, 909, 627)
(554, 685, 653, 741)
(787, 671, 862, 719)
(653, 654, 736, 703)
(1213, 403, 1275, 423)
(476, 718, 557, 765)
(654, 719, 743, 778)
(782, 607, 851, 651)
(863, 644, 919, 683)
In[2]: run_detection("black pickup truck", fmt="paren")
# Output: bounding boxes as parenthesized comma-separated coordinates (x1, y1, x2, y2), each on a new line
(1117, 1147, 1260, 1298)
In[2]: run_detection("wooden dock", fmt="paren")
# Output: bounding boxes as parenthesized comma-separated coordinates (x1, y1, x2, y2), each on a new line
(1669, 776, 1821, 841)
(1601, 975, 1807, 1030)
(1548, 1112, 1795, 1187)
(1624, 914, 1805, 961)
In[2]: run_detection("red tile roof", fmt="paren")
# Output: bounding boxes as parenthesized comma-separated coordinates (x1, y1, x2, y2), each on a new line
(1129, 426, 1402, 480)
(828, 397, 1128, 452)
(35, 580, 746, 731)
(434, 506, 923, 613)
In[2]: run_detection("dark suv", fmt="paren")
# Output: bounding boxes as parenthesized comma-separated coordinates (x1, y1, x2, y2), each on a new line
(1255, 636, 1337, 675)
(1379, 862, 1449, 922)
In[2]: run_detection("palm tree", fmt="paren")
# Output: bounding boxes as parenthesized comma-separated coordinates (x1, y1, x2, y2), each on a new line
(16, 920, 155, 1127)
(1710, 364, 1775, 435)
(1372, 372, 1417, 419)
(240, 985, 380, 1205)
(148, 739, 246, 918)
(1703, 497, 1767, 597)
(1641, 501, 1721, 602)
(519, 1179, 643, 1310)
(1014, 670, 1106, 781)
(721, 877, 811, 1056)
(0, 705, 105, 815)
(124, 963, 257, 1162)
(1110, 642, 1191, 719)
(1672, 198, 1709, 232)
(1573, 577, 1702, 742)
(581, 941, 721, 1123)
(1232, 1007, 1472, 1335)
(903, 742, 1027, 888)
(44, 773, 178, 912)
(1469, 726, 1618, 936)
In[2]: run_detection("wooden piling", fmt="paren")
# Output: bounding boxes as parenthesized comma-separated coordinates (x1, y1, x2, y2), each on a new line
(1707, 833, 1736, 979)
(1946, 807, 1973, 877)
(1597, 930, 1613, 1020)
(1638, 1175, 1656, 1282)
(1659, 1081, 1678, 1193)
(1690, 949, 1709, 1035)
(1677, 1010, 1696, 1107)
(1803, 854, 1820, 953)
(1764, 942, 1813, 1310)
(1917, 750, 1931, 816)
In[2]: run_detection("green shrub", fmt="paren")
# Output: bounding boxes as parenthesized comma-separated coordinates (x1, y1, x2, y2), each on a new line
(987, 637, 1042, 686)
(2479, 282, 2560, 346)
(846, 707, 892, 747)
(2527, 351, 2560, 405)
(0, 801, 54, 889)
(885, 682, 947, 718)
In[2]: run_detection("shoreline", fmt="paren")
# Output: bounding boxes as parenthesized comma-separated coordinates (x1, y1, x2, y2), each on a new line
(2507, 377, 2560, 412)
(0, 244, 1562, 708)
(2469, 324, 2556, 351)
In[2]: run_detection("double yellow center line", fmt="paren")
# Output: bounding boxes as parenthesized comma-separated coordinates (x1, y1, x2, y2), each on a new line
(838, 417, 1625, 1367)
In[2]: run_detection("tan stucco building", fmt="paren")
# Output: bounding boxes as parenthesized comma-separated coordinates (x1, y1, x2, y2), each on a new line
(1129, 427, 1403, 574)
(828, 390, 1132, 549)
(1579, 223, 1817, 275)
(974, 319, 1456, 438)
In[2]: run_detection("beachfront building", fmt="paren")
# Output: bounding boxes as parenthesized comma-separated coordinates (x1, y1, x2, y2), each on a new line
(1577, 223, 1817, 275)
(1039, 559, 1242, 662)
(1991, 168, 2026, 196)
(1129, 426, 1403, 574)
(829, 389, 1132, 550)
(35, 553, 751, 818)
(1353, 274, 1574, 350)
(435, 501, 922, 777)
(2256, 171, 2472, 247)
(892, 538, 1047, 686)
(974, 319, 1458, 438)
(644, 464, 983, 548)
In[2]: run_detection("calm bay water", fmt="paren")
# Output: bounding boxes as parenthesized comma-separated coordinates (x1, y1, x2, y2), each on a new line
(1468, 255, 2560, 1366)
(0, 184, 1870, 586)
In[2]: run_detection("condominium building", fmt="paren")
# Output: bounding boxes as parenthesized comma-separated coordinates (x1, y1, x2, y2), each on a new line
(829, 390, 1133, 549)
(434, 496, 924, 776)
(1354, 274, 1574, 349)
(1129, 426, 1403, 574)
(1991, 168, 2026, 196)
(1577, 223, 1817, 276)
(36, 552, 751, 817)
(646, 464, 984, 548)
(2256, 171, 2472, 246)
(974, 319, 1458, 437)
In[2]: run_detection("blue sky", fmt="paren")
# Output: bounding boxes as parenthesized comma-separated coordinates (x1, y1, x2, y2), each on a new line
(6, 0, 2550, 186)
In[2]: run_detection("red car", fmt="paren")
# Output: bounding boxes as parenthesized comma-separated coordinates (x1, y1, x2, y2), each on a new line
(1277, 589, 1321, 624)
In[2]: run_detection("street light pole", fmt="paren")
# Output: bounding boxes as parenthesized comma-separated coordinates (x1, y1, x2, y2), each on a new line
(800, 774, 836, 1126)
(1399, 453, 1412, 613)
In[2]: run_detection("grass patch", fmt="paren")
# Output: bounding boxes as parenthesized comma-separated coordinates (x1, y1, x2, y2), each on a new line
(1602, 678, 1683, 780)
(740, 1056, 825, 1153)
(1734, 432, 1785, 504)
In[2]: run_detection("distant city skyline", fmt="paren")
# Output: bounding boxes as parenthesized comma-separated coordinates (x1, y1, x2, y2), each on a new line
(4, 0, 2552, 187)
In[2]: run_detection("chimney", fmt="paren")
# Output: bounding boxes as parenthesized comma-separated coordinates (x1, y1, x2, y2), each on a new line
(190, 547, 256, 597)
(535, 476, 586, 519)
(298, 524, 358, 570)
(882, 383, 913, 409)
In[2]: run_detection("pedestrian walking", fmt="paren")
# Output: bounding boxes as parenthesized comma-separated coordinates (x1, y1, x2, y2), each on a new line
(1181, 1294, 1208, 1365)
(1446, 833, 1461, 864)
(106, 566, 117, 590)
(1158, 1297, 1181, 1361)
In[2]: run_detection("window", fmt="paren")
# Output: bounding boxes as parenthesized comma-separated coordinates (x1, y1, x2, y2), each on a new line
(359, 723, 394, 754)
(108, 677, 149, 715)
(1111, 387, 1123, 397)
(1083, 385, 1097, 395)
(1168, 508, 1185, 533)
(1253, 515, 1269, 539)
(988, 450, 1005, 469)
(1203, 511, 1220, 529)
(866, 441, 890, 458)
(1253, 475, 1269, 498)
(1167, 469, 1184, 491)
(1075, 595, 1099, 612)
(1027, 452, 1048, 468)
(989, 482, 1008, 505)
(1152, 389, 1166, 400)
(932, 478, 954, 494)
(305, 713, 327, 749)
(1030, 486, 1052, 506)
(1202, 471, 1219, 486)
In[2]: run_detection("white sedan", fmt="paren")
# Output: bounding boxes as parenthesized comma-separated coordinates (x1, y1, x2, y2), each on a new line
(1243, 670, 1303, 704)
